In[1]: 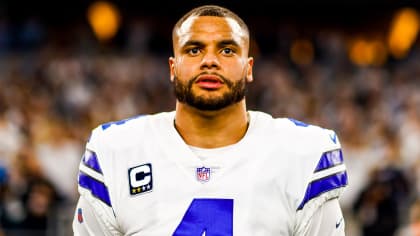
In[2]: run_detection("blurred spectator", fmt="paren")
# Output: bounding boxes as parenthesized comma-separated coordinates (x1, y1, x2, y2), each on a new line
(19, 178, 57, 235)
(353, 165, 411, 236)
(352, 129, 412, 236)
(397, 199, 420, 236)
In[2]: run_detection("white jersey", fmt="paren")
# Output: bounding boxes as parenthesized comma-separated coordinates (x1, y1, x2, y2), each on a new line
(73, 111, 348, 235)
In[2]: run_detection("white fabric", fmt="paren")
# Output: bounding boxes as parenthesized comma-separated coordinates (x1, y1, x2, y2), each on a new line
(306, 198, 345, 236)
(73, 111, 347, 235)
(73, 196, 121, 236)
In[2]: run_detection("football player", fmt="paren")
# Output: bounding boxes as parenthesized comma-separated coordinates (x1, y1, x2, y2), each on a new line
(73, 5, 348, 235)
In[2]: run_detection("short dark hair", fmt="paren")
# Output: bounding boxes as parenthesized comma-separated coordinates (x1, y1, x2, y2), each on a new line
(172, 5, 249, 40)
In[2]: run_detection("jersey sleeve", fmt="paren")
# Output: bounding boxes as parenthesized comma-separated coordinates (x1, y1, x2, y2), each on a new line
(305, 198, 345, 236)
(73, 196, 115, 236)
(294, 128, 348, 235)
(72, 127, 122, 235)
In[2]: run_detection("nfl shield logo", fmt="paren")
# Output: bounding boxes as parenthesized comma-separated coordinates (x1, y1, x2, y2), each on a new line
(77, 208, 83, 223)
(196, 167, 211, 182)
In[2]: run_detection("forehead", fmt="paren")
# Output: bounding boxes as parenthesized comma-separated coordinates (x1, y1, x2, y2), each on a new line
(175, 16, 247, 45)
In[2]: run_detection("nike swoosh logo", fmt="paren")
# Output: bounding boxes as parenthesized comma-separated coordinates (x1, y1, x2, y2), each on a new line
(336, 217, 344, 228)
(329, 133, 337, 144)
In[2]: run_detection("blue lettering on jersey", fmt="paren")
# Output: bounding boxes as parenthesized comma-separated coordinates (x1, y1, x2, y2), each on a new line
(314, 149, 343, 172)
(128, 163, 153, 195)
(101, 115, 145, 130)
(78, 172, 112, 206)
(288, 118, 309, 127)
(174, 198, 233, 236)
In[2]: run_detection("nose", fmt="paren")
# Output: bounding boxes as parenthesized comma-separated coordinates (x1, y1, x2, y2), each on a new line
(200, 51, 220, 70)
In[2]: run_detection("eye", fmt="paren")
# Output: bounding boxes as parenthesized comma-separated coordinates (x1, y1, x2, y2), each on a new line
(188, 47, 201, 56)
(221, 48, 235, 56)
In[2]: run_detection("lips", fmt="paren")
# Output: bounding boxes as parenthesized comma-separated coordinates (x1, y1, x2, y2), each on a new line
(195, 74, 224, 89)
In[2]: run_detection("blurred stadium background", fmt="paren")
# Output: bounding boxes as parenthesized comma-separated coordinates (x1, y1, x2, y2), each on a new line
(0, 0, 420, 235)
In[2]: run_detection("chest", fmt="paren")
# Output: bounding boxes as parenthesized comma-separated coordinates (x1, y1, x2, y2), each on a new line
(105, 146, 297, 235)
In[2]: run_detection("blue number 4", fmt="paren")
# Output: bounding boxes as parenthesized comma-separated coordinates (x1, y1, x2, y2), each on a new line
(173, 198, 233, 236)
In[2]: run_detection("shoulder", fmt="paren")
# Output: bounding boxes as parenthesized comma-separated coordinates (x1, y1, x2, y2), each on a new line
(277, 119, 348, 233)
(252, 112, 348, 215)
(282, 117, 341, 151)
(77, 112, 174, 213)
(87, 112, 173, 150)
(251, 111, 340, 151)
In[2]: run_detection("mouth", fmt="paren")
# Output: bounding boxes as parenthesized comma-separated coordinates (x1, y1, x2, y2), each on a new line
(195, 74, 224, 90)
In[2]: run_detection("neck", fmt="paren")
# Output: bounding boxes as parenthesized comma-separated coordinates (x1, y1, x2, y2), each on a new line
(174, 100, 249, 148)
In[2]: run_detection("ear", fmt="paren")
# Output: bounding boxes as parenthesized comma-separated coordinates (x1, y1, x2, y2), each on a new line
(169, 57, 176, 82)
(245, 57, 254, 83)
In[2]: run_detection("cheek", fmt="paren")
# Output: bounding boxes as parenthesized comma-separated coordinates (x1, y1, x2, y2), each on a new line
(225, 60, 248, 78)
(175, 57, 196, 77)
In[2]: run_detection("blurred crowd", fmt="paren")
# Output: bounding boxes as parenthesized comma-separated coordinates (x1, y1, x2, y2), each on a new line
(0, 15, 419, 235)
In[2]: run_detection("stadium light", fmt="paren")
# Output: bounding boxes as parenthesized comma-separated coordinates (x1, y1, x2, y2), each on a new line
(290, 39, 314, 66)
(87, 1, 121, 42)
(349, 38, 388, 67)
(388, 8, 419, 59)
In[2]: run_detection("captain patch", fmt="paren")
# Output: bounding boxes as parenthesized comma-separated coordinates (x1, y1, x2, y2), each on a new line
(128, 163, 153, 195)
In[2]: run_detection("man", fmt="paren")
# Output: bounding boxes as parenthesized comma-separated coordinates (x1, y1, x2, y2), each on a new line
(73, 5, 348, 235)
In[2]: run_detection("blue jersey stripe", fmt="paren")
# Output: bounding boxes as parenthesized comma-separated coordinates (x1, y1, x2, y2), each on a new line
(78, 172, 111, 207)
(297, 171, 348, 210)
(314, 149, 343, 172)
(288, 118, 309, 127)
(101, 114, 145, 130)
(82, 151, 103, 174)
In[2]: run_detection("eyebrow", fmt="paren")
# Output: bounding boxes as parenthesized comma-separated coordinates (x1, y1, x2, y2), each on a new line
(182, 40, 205, 49)
(181, 39, 240, 52)
(217, 39, 240, 48)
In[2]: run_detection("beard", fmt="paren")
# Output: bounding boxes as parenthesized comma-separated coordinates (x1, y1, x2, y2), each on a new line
(173, 73, 246, 111)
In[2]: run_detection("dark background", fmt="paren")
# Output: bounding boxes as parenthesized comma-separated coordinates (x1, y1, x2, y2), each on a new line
(2, 0, 420, 57)
(3, 0, 420, 26)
